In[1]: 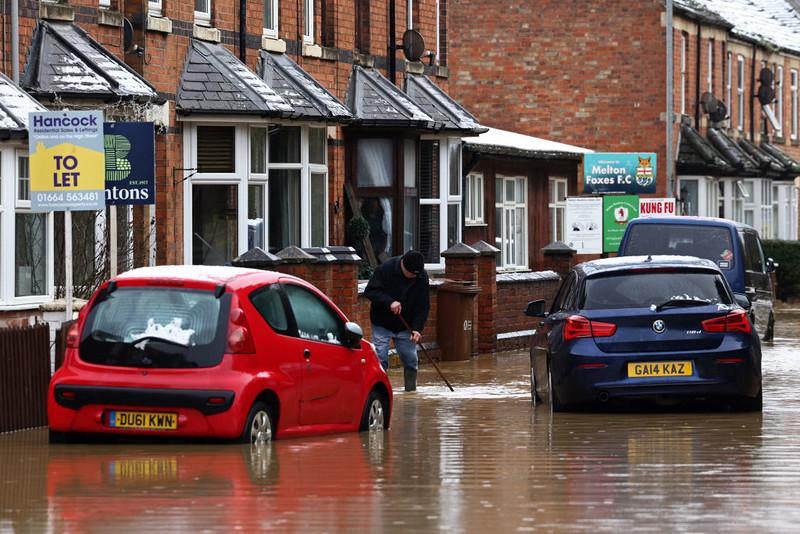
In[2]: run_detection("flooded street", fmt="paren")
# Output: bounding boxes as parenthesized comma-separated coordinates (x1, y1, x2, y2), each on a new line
(3, 306, 800, 533)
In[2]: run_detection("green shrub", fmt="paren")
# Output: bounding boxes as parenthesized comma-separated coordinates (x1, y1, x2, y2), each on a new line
(762, 239, 800, 302)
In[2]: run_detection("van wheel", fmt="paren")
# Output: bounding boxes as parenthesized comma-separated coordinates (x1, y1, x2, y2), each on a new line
(763, 312, 774, 342)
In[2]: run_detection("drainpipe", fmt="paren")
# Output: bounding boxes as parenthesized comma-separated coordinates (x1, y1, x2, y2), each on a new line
(666, 0, 674, 198)
(389, 0, 396, 83)
(695, 22, 702, 128)
(751, 44, 757, 139)
(239, 0, 246, 63)
(12, 0, 19, 82)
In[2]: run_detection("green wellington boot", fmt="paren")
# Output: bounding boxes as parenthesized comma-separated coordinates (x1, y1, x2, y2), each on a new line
(404, 368, 417, 392)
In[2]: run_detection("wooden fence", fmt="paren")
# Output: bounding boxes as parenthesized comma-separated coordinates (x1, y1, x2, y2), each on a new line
(0, 324, 51, 433)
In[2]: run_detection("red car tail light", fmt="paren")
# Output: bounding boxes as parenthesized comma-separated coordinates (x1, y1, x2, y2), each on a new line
(66, 321, 81, 348)
(226, 307, 256, 354)
(702, 309, 751, 334)
(564, 315, 617, 341)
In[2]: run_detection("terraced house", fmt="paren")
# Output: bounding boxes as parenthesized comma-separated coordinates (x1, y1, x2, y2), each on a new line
(0, 0, 487, 326)
(447, 0, 800, 253)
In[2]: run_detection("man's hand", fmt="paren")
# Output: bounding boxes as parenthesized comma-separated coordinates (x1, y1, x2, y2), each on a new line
(390, 301, 402, 315)
(410, 330, 421, 343)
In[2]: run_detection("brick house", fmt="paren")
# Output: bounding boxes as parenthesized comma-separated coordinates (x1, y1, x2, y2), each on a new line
(447, 0, 800, 242)
(1, 0, 511, 331)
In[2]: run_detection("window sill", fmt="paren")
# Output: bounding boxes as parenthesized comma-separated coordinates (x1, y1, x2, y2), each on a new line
(98, 8, 123, 27)
(193, 24, 220, 43)
(147, 14, 173, 34)
(261, 36, 286, 53)
(302, 43, 322, 58)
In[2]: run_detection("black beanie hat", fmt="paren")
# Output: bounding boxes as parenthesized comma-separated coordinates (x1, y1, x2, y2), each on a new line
(402, 250, 424, 274)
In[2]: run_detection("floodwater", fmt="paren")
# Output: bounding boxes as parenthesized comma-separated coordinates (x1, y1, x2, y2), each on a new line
(3, 307, 800, 533)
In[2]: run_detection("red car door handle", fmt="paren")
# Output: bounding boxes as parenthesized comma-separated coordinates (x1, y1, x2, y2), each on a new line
(304, 349, 311, 359)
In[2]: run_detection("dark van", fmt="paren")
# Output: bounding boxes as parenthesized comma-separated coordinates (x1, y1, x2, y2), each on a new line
(618, 216, 775, 340)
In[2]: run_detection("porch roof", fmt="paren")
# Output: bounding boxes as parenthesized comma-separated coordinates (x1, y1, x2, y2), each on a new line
(0, 72, 48, 140)
(345, 65, 438, 130)
(677, 124, 735, 176)
(258, 51, 352, 123)
(463, 126, 592, 160)
(706, 127, 760, 176)
(402, 73, 487, 135)
(760, 141, 800, 177)
(176, 40, 293, 117)
(21, 21, 162, 104)
(736, 138, 784, 177)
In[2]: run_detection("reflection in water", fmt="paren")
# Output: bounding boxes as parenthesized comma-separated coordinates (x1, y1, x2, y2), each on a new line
(3, 305, 800, 532)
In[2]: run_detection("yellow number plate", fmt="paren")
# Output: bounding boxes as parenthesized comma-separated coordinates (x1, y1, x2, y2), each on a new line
(109, 410, 178, 430)
(628, 361, 692, 378)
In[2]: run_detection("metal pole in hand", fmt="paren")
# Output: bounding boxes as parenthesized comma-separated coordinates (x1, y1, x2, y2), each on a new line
(397, 314, 454, 392)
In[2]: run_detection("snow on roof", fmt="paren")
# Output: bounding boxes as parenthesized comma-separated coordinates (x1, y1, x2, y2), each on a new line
(0, 73, 47, 131)
(676, 0, 800, 54)
(464, 127, 593, 158)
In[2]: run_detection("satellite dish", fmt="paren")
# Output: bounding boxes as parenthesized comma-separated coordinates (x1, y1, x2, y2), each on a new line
(758, 84, 776, 106)
(700, 92, 718, 114)
(709, 101, 728, 123)
(123, 18, 134, 52)
(759, 67, 774, 86)
(401, 29, 425, 62)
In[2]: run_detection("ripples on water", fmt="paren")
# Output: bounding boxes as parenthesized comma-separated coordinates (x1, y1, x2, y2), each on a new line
(3, 307, 800, 533)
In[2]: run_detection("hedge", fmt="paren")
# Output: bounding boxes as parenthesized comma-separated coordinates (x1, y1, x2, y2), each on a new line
(762, 239, 800, 302)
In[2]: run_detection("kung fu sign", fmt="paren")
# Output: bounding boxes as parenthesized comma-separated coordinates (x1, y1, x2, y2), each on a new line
(583, 153, 657, 195)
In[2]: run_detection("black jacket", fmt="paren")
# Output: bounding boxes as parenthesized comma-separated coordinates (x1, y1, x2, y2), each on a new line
(364, 256, 430, 333)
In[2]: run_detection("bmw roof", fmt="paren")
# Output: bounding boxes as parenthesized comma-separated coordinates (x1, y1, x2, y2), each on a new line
(577, 255, 722, 277)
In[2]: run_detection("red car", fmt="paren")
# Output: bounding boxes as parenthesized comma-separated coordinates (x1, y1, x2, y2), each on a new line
(48, 266, 392, 443)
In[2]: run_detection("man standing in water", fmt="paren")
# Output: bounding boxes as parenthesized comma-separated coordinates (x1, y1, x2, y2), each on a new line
(364, 250, 430, 391)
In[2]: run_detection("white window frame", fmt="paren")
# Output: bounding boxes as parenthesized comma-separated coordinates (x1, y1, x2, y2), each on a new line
(791, 69, 798, 140)
(419, 136, 461, 270)
(195, 0, 211, 26)
(302, 0, 314, 44)
(680, 34, 687, 115)
(495, 175, 528, 271)
(435, 0, 440, 65)
(0, 149, 54, 307)
(726, 52, 733, 128)
(465, 172, 484, 225)
(548, 177, 567, 242)
(707, 41, 713, 93)
(99, 0, 111, 8)
(182, 121, 328, 265)
(777, 65, 784, 137)
(148, 0, 162, 17)
(263, 0, 278, 39)
(737, 55, 745, 131)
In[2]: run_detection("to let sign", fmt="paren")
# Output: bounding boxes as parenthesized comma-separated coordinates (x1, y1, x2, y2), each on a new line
(28, 110, 106, 211)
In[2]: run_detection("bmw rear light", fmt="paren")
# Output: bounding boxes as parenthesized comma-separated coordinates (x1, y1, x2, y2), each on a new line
(226, 307, 256, 354)
(564, 315, 617, 341)
(701, 309, 751, 334)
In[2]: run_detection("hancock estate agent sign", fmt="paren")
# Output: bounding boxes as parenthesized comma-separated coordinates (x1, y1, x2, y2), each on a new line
(28, 111, 105, 211)
(583, 153, 657, 195)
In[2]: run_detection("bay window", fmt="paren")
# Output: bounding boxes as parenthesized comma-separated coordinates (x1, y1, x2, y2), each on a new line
(185, 122, 328, 265)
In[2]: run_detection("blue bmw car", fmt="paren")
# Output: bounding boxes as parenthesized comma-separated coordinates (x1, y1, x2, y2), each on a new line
(523, 255, 762, 412)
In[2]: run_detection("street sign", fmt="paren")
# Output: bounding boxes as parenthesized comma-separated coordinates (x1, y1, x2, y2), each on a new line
(584, 153, 657, 194)
(603, 195, 639, 253)
(639, 197, 676, 217)
(566, 196, 603, 254)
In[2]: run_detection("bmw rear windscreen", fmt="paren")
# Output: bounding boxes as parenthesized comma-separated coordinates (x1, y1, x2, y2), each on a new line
(581, 270, 734, 310)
